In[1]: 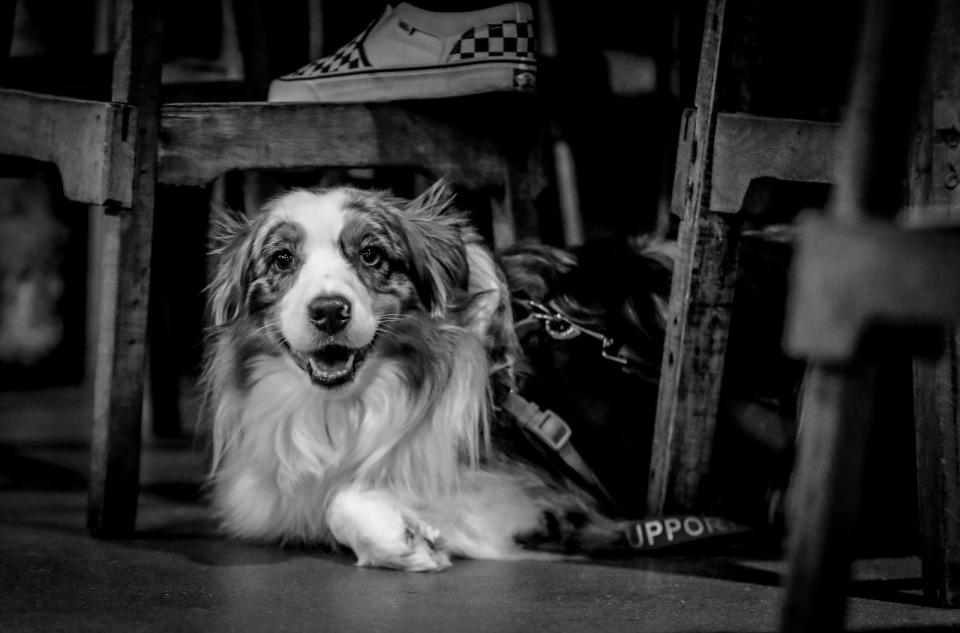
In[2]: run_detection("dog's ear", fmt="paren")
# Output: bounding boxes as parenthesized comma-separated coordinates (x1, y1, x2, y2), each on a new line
(207, 207, 256, 326)
(402, 180, 470, 316)
(408, 179, 458, 218)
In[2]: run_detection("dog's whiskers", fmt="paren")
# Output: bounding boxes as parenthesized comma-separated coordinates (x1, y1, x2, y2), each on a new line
(248, 321, 279, 337)
(373, 325, 401, 343)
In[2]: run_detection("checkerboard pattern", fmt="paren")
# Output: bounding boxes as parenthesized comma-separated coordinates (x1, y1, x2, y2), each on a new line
(286, 24, 372, 78)
(449, 20, 537, 62)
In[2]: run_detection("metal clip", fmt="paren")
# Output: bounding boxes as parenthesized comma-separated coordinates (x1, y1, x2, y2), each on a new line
(600, 339, 629, 365)
(512, 297, 643, 372)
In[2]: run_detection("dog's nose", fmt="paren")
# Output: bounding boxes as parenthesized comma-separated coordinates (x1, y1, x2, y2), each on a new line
(308, 295, 351, 334)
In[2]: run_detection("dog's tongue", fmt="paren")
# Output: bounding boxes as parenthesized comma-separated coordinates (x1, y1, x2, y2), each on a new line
(313, 346, 354, 371)
(308, 346, 355, 378)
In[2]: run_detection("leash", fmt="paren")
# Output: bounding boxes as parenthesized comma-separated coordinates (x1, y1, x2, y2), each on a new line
(512, 298, 651, 375)
(501, 390, 619, 510)
(507, 297, 756, 553)
(503, 389, 755, 552)
(507, 296, 646, 511)
(621, 514, 752, 551)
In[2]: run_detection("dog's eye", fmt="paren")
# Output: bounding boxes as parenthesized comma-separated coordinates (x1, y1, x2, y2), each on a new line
(271, 249, 295, 271)
(359, 245, 383, 267)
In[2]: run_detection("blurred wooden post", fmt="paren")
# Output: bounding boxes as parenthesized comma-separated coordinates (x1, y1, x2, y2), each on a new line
(780, 0, 936, 629)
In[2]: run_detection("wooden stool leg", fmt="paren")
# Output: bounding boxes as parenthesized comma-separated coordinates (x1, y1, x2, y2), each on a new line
(647, 0, 730, 515)
(648, 211, 740, 513)
(914, 334, 960, 607)
(497, 126, 546, 248)
(780, 363, 877, 633)
(492, 164, 518, 249)
(88, 203, 153, 536)
(87, 0, 162, 537)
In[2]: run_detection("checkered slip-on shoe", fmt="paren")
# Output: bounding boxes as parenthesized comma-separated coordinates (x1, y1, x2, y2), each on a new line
(268, 3, 537, 103)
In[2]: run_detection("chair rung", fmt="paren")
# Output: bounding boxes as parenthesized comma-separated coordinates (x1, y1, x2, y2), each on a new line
(710, 113, 839, 213)
(671, 111, 840, 218)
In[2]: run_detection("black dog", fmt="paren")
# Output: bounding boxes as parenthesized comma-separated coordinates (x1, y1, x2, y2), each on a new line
(496, 234, 801, 528)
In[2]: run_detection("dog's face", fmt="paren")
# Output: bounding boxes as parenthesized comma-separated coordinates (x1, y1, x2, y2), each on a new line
(209, 184, 471, 394)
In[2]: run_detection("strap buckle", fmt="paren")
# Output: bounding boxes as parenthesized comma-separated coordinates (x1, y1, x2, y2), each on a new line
(503, 392, 571, 451)
(528, 407, 572, 451)
(502, 391, 620, 511)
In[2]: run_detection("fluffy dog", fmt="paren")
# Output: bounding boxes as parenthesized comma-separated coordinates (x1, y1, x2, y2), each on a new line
(204, 179, 807, 570)
(204, 182, 607, 571)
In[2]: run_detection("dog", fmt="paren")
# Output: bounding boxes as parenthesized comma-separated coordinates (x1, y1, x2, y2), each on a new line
(204, 181, 633, 571)
(204, 180, 801, 570)
(495, 237, 675, 519)
(499, 234, 801, 529)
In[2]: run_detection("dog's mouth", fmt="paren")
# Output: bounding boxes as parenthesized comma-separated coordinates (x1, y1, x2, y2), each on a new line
(307, 345, 362, 387)
(285, 340, 375, 388)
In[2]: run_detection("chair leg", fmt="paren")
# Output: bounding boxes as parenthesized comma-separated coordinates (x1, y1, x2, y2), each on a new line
(647, 0, 730, 516)
(87, 202, 155, 537)
(496, 133, 545, 249)
(87, 0, 163, 537)
(648, 211, 741, 514)
(914, 334, 960, 607)
(780, 363, 877, 633)
(491, 163, 518, 249)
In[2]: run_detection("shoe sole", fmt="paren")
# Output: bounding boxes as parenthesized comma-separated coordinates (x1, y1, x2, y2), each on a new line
(267, 60, 537, 103)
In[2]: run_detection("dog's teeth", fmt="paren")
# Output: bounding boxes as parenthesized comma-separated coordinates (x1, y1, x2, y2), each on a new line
(307, 352, 357, 382)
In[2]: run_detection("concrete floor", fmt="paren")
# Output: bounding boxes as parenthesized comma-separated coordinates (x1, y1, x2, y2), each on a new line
(1, 386, 959, 633)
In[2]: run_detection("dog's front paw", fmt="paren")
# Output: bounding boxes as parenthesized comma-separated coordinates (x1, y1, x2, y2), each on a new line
(392, 516, 451, 572)
(327, 488, 451, 572)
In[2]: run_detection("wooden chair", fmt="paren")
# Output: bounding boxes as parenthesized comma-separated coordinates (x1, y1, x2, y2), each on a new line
(0, 0, 547, 536)
(780, 0, 959, 629)
(649, 1, 958, 626)
(647, 0, 840, 514)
